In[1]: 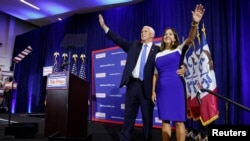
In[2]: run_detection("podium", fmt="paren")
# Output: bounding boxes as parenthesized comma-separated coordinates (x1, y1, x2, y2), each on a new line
(44, 72, 89, 139)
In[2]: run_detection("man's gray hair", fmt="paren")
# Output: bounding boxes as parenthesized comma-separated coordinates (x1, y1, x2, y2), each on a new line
(148, 26, 155, 38)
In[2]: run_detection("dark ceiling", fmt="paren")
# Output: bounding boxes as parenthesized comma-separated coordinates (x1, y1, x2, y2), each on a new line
(0, 0, 143, 27)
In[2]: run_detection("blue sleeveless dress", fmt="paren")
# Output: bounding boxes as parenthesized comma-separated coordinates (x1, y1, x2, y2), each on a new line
(155, 48, 186, 121)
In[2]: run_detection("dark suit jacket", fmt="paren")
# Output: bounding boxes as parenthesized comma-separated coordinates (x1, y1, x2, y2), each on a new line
(106, 29, 160, 99)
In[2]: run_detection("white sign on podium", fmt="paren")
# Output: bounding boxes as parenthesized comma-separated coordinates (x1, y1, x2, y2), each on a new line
(43, 66, 53, 76)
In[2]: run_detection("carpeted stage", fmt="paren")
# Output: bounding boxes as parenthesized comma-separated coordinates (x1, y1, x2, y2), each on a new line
(0, 113, 163, 141)
(0, 113, 203, 141)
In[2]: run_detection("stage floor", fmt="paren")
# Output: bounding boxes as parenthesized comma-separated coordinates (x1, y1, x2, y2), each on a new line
(0, 113, 163, 141)
(0, 113, 203, 141)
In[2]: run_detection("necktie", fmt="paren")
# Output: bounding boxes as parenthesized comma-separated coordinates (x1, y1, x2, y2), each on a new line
(139, 44, 148, 80)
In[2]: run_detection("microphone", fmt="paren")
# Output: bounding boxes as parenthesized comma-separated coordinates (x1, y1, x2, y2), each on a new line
(196, 89, 202, 104)
(61, 62, 69, 70)
(200, 88, 213, 93)
(61, 62, 69, 67)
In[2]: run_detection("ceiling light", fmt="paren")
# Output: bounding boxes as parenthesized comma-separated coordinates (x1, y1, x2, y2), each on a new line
(20, 0, 40, 10)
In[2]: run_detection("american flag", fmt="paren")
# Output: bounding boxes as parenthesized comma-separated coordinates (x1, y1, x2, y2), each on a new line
(79, 54, 86, 79)
(52, 52, 59, 73)
(62, 53, 68, 72)
(71, 54, 78, 75)
(71, 63, 77, 75)
(79, 62, 86, 79)
(52, 63, 58, 73)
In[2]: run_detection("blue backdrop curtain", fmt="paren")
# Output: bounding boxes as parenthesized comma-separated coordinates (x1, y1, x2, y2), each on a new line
(11, 0, 250, 125)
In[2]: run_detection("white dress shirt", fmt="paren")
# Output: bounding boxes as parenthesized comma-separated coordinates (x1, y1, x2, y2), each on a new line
(132, 42, 152, 78)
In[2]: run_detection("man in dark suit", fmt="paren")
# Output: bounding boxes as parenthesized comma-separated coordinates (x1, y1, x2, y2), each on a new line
(98, 14, 185, 141)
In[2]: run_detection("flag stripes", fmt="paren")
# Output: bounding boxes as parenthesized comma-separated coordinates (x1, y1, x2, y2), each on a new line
(13, 46, 33, 63)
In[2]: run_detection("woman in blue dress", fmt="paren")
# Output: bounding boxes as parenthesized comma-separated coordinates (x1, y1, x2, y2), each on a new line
(151, 4, 205, 141)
